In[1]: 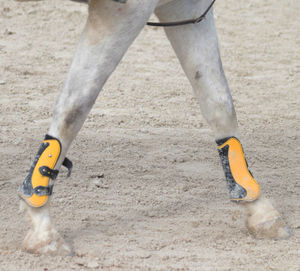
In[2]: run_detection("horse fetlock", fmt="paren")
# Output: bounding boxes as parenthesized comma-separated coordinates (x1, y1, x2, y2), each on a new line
(22, 202, 72, 255)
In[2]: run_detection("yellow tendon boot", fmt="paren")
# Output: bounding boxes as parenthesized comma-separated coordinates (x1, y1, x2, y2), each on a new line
(217, 137, 260, 202)
(18, 135, 72, 208)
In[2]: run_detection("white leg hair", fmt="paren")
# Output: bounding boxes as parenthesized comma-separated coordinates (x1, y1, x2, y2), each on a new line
(50, 0, 158, 167)
(155, 0, 290, 239)
(244, 197, 290, 239)
(156, 0, 238, 140)
(20, 201, 71, 254)
(22, 0, 159, 254)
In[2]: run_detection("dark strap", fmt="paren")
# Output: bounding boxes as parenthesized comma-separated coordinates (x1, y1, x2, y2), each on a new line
(70, 0, 215, 28)
(34, 185, 54, 196)
(35, 156, 72, 197)
(62, 157, 73, 177)
(39, 157, 73, 180)
(44, 134, 73, 177)
(39, 166, 59, 180)
(147, 0, 216, 27)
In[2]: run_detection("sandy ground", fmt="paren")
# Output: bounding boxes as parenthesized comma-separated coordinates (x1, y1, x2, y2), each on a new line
(0, 0, 299, 270)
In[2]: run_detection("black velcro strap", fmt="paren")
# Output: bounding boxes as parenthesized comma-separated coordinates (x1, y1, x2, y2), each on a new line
(38, 156, 72, 180)
(62, 157, 73, 177)
(39, 166, 59, 180)
(34, 185, 54, 196)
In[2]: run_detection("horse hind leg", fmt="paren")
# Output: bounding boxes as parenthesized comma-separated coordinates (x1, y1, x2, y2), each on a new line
(19, 0, 159, 254)
(155, 0, 290, 239)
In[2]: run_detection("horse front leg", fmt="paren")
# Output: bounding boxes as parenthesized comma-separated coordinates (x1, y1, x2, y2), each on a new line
(155, 0, 290, 239)
(19, 0, 158, 255)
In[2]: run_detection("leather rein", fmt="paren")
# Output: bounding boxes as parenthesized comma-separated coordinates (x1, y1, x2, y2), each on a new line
(147, 0, 216, 27)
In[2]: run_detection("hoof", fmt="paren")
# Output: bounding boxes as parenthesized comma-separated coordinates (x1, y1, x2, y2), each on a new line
(23, 228, 72, 255)
(20, 200, 72, 255)
(247, 216, 291, 240)
(245, 197, 291, 240)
